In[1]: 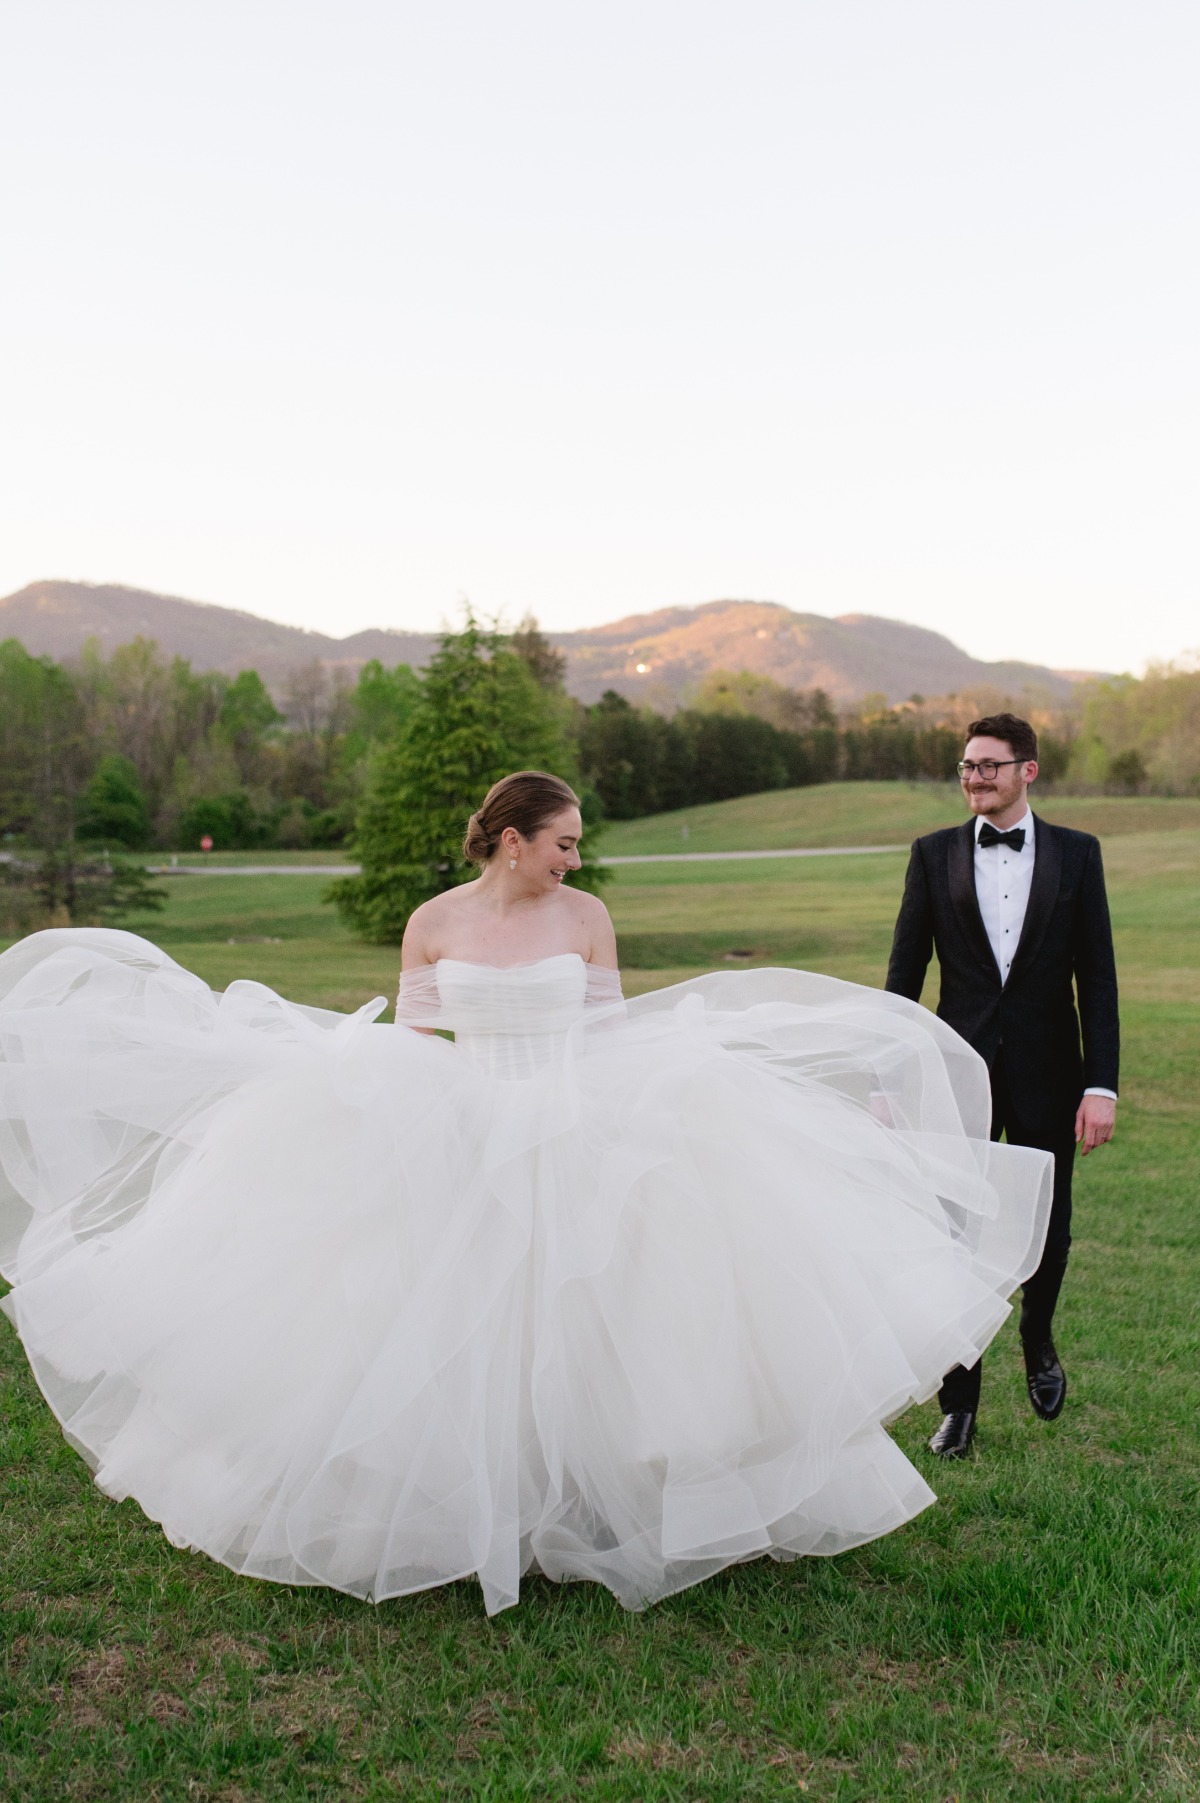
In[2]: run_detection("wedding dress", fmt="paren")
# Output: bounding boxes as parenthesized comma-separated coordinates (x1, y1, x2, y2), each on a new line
(0, 928, 1052, 1615)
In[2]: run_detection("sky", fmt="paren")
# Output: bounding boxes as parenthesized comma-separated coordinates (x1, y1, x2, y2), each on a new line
(3, 0, 1197, 675)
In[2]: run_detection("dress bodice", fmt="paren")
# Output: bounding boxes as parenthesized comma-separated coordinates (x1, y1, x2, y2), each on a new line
(396, 953, 622, 1079)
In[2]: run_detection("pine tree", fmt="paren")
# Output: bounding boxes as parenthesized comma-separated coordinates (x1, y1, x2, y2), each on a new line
(76, 754, 153, 849)
(510, 614, 567, 691)
(329, 618, 576, 944)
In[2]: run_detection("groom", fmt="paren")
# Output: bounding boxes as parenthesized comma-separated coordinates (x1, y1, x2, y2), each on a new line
(885, 712, 1119, 1457)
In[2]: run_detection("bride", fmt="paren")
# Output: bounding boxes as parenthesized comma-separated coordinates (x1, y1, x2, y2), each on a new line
(0, 770, 1052, 1616)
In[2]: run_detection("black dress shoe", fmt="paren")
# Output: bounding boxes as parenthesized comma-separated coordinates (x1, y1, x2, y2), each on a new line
(928, 1411, 976, 1458)
(1023, 1339, 1067, 1420)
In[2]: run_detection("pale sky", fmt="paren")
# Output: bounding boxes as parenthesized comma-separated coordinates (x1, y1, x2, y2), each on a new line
(3, 1, 1197, 674)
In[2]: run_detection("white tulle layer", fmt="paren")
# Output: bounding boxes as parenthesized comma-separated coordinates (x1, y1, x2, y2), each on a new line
(0, 930, 1053, 1614)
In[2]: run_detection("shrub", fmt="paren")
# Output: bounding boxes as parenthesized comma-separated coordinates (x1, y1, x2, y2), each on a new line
(176, 791, 264, 851)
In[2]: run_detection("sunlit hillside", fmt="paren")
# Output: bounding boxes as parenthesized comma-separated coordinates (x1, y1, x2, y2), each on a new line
(0, 582, 1097, 707)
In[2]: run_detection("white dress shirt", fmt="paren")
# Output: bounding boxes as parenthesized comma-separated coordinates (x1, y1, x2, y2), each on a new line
(973, 806, 1036, 986)
(973, 807, 1115, 1101)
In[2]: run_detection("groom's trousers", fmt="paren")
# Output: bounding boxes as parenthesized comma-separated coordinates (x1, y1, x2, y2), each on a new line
(938, 1049, 1076, 1417)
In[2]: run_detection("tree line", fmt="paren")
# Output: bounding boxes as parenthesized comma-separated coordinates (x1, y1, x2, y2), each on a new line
(3, 621, 1197, 940)
(0, 625, 955, 856)
(1064, 661, 1200, 796)
(0, 635, 418, 854)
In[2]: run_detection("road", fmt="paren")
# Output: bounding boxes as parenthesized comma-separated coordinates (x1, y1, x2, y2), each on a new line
(146, 844, 910, 876)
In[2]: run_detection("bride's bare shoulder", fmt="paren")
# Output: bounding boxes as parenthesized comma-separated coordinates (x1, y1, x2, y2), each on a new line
(565, 887, 618, 966)
(401, 886, 477, 967)
(569, 887, 612, 925)
(415, 888, 475, 924)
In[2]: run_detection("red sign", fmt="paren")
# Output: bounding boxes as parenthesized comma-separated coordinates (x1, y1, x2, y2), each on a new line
(200, 835, 214, 852)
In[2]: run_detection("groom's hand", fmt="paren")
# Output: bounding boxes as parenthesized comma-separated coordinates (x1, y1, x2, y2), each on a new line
(868, 1090, 896, 1129)
(1076, 1095, 1116, 1155)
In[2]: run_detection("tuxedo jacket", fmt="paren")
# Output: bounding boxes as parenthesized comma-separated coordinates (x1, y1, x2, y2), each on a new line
(885, 815, 1119, 1129)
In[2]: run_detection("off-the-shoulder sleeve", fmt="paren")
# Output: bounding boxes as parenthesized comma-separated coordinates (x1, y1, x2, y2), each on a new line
(584, 965, 624, 1008)
(395, 964, 442, 1028)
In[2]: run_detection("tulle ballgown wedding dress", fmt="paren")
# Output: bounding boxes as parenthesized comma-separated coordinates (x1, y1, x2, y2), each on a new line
(0, 928, 1052, 1615)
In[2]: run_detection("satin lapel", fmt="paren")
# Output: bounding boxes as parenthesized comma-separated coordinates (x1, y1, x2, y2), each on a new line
(1007, 813, 1061, 983)
(947, 820, 1001, 979)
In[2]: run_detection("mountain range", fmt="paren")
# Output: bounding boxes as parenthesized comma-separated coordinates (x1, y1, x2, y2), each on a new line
(0, 580, 1097, 706)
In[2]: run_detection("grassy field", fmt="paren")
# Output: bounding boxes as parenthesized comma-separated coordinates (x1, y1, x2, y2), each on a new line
(598, 782, 1200, 857)
(2, 788, 1199, 1799)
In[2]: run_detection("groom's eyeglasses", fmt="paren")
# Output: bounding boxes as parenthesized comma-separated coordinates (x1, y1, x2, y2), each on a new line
(957, 759, 1025, 779)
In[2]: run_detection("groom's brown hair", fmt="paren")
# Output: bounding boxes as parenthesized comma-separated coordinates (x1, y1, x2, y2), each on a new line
(966, 713, 1038, 763)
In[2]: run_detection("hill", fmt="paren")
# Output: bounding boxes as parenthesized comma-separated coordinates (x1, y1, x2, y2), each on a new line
(0, 581, 433, 691)
(554, 599, 1092, 705)
(0, 580, 1097, 705)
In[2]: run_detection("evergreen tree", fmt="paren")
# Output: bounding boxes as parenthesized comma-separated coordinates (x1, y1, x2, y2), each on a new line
(578, 691, 683, 818)
(2, 847, 167, 937)
(329, 619, 582, 944)
(36, 850, 168, 926)
(511, 614, 567, 691)
(76, 754, 152, 849)
(678, 710, 792, 801)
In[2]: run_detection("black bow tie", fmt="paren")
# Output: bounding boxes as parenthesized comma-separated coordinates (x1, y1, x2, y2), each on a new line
(978, 823, 1026, 851)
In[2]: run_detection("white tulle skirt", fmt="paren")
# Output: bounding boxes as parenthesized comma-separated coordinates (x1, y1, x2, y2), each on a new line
(0, 930, 1052, 1614)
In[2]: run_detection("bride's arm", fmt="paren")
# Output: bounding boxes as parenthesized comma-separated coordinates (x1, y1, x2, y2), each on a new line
(396, 902, 440, 1034)
(580, 895, 623, 1009)
(576, 890, 619, 1016)
(580, 892, 619, 970)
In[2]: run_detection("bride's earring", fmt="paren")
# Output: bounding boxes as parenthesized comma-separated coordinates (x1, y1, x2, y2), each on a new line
(509, 855, 517, 870)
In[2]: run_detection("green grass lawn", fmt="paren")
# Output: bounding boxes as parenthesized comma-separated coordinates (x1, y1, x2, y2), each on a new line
(598, 782, 1200, 856)
(108, 872, 407, 1016)
(2, 792, 1199, 1800)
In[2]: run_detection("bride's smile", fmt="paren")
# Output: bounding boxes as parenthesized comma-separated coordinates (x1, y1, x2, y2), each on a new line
(412, 776, 609, 975)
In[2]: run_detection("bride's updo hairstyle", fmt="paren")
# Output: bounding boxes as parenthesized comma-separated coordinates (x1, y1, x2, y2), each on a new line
(463, 771, 581, 866)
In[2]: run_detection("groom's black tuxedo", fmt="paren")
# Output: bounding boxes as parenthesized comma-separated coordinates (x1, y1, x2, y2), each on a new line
(885, 813, 1119, 1412)
(886, 815, 1119, 1124)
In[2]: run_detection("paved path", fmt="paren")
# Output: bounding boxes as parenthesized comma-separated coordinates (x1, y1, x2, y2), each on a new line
(149, 843, 909, 876)
(148, 863, 361, 876)
(600, 844, 907, 866)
